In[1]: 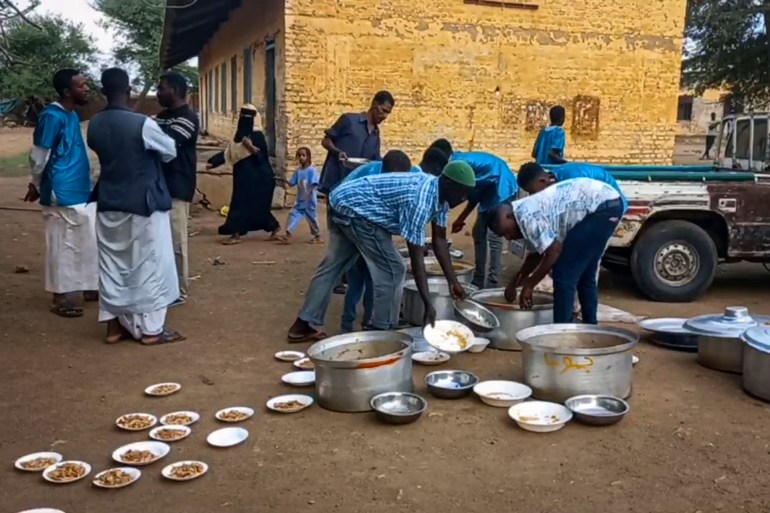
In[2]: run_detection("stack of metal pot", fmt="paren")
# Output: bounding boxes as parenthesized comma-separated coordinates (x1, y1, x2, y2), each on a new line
(683, 306, 770, 401)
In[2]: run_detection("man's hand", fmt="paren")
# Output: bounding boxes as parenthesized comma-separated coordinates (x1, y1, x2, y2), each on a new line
(451, 218, 465, 234)
(423, 303, 437, 328)
(24, 183, 39, 203)
(449, 280, 466, 300)
(337, 151, 348, 162)
(504, 280, 518, 303)
(519, 281, 535, 310)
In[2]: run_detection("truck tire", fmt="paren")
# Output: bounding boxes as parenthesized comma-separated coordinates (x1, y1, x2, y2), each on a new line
(630, 220, 717, 302)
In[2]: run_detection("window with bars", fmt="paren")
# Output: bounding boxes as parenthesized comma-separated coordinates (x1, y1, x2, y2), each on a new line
(677, 95, 693, 121)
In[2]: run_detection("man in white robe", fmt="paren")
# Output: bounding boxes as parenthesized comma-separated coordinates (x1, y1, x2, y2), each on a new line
(87, 68, 184, 345)
(25, 69, 98, 318)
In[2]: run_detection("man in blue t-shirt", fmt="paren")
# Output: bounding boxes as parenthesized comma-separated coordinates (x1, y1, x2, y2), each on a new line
(25, 69, 98, 318)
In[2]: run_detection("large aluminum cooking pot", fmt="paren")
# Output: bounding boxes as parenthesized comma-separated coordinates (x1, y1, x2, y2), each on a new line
(684, 306, 770, 374)
(741, 326, 770, 402)
(401, 278, 477, 326)
(405, 257, 475, 285)
(516, 323, 638, 403)
(307, 331, 414, 413)
(470, 288, 554, 351)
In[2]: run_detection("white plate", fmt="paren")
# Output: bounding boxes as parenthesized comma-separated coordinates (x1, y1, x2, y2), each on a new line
(508, 401, 573, 433)
(274, 350, 305, 362)
(412, 351, 450, 366)
(632, 355, 639, 366)
(266, 394, 314, 413)
(17, 509, 66, 513)
(207, 427, 249, 448)
(423, 321, 475, 354)
(115, 412, 157, 432)
(467, 337, 491, 354)
(42, 461, 92, 484)
(148, 425, 191, 443)
(91, 467, 141, 489)
(111, 441, 170, 466)
(292, 357, 315, 370)
(281, 371, 315, 387)
(159, 410, 200, 426)
(214, 406, 255, 423)
(144, 382, 182, 397)
(473, 380, 532, 407)
(161, 460, 209, 481)
(14, 451, 63, 472)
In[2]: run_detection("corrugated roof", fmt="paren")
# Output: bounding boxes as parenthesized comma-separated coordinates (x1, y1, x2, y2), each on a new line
(159, 0, 243, 69)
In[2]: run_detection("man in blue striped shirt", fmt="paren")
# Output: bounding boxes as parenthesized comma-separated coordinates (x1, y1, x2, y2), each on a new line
(287, 162, 476, 342)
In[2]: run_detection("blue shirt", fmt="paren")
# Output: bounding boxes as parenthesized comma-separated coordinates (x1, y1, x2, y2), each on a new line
(533, 126, 566, 165)
(343, 161, 422, 182)
(452, 151, 518, 212)
(289, 166, 319, 210)
(34, 103, 91, 206)
(512, 177, 620, 254)
(330, 173, 449, 246)
(551, 162, 628, 214)
(318, 112, 382, 194)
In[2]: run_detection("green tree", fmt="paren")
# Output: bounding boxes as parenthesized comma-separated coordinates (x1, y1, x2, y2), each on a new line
(0, 14, 96, 98)
(684, 0, 770, 105)
(92, 0, 197, 97)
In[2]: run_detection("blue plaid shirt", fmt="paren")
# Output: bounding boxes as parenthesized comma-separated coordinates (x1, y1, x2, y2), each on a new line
(512, 177, 620, 254)
(330, 173, 449, 246)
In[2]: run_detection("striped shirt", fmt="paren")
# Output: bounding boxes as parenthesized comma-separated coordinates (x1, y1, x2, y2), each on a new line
(155, 104, 199, 201)
(330, 173, 449, 245)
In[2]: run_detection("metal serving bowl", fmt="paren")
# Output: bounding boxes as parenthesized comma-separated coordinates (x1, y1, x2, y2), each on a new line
(453, 299, 500, 333)
(370, 392, 427, 425)
(564, 395, 630, 426)
(424, 370, 480, 399)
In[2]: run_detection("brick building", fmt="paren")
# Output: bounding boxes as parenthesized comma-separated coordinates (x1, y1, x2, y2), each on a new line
(161, 0, 688, 182)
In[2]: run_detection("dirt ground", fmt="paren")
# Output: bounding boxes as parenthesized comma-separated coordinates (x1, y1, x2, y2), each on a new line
(2, 136, 770, 513)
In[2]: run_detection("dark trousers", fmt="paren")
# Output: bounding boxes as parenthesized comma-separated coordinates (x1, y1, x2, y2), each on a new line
(552, 200, 623, 324)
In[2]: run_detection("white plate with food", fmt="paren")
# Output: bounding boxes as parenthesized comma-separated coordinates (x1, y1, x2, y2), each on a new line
(148, 425, 191, 443)
(144, 382, 182, 397)
(266, 394, 313, 413)
(207, 427, 249, 448)
(159, 410, 200, 426)
(111, 441, 170, 466)
(214, 406, 255, 423)
(161, 460, 209, 481)
(42, 461, 91, 484)
(292, 357, 315, 370)
(473, 380, 532, 407)
(342, 157, 370, 169)
(508, 401, 573, 433)
(467, 337, 491, 354)
(274, 350, 305, 362)
(91, 467, 141, 489)
(412, 351, 451, 366)
(281, 371, 315, 387)
(423, 321, 475, 354)
(14, 451, 62, 472)
(115, 412, 157, 432)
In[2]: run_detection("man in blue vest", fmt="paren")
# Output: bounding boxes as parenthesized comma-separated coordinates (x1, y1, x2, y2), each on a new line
(87, 68, 184, 346)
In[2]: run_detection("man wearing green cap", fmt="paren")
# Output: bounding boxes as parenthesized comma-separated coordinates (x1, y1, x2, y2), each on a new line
(287, 161, 476, 342)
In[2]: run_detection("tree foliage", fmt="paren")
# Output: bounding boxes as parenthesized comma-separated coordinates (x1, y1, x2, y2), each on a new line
(0, 13, 96, 99)
(684, 0, 770, 105)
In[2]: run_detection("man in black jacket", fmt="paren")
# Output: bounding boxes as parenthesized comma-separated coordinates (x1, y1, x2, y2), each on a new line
(156, 72, 199, 305)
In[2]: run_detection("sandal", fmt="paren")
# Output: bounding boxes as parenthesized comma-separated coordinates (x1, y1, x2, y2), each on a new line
(106, 326, 133, 344)
(50, 302, 84, 318)
(287, 329, 327, 344)
(141, 330, 187, 346)
(221, 238, 241, 245)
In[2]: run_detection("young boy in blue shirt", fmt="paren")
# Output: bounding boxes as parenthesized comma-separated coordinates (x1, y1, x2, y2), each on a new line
(280, 147, 321, 243)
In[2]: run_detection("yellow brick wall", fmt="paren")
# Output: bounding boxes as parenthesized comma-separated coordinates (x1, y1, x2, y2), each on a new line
(284, 0, 688, 169)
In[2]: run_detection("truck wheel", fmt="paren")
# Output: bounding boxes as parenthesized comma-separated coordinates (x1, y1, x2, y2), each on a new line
(630, 220, 717, 302)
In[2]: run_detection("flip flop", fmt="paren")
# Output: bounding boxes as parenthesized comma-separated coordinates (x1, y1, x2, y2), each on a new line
(141, 330, 187, 346)
(221, 238, 241, 245)
(287, 330, 327, 344)
(306, 238, 324, 244)
(106, 326, 133, 344)
(50, 302, 84, 318)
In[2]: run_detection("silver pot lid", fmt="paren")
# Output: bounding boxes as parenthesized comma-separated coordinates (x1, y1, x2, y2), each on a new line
(684, 306, 769, 338)
(741, 326, 770, 353)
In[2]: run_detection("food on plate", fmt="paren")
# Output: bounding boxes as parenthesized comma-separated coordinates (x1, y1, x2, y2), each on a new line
(117, 414, 154, 430)
(20, 456, 57, 470)
(170, 462, 205, 479)
(445, 329, 469, 349)
(150, 384, 179, 395)
(487, 392, 514, 400)
(48, 463, 87, 482)
(95, 469, 134, 487)
(274, 400, 305, 411)
(153, 428, 187, 441)
(163, 413, 194, 425)
(217, 410, 248, 422)
(296, 359, 314, 369)
(120, 450, 156, 464)
(519, 415, 539, 422)
(549, 415, 560, 424)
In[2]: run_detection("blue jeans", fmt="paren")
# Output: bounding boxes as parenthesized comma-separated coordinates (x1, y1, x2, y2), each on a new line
(298, 212, 405, 330)
(551, 200, 623, 324)
(472, 209, 503, 289)
(341, 257, 374, 332)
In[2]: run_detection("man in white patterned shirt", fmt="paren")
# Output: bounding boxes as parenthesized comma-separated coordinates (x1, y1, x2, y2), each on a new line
(488, 177, 622, 324)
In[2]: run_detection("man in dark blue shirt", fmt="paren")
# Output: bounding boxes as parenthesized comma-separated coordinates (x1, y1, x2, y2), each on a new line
(319, 90, 394, 293)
